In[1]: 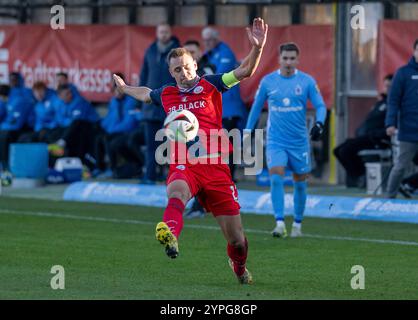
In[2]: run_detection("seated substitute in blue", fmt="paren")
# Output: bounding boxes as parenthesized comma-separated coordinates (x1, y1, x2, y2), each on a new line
(16, 81, 61, 144)
(93, 77, 140, 175)
(0, 84, 34, 169)
(9, 72, 36, 104)
(33, 83, 59, 132)
(48, 84, 100, 170)
(55, 84, 99, 128)
(0, 95, 33, 131)
(9, 72, 36, 129)
(101, 93, 138, 135)
(55, 72, 79, 97)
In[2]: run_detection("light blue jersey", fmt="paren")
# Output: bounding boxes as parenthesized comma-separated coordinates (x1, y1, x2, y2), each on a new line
(246, 69, 326, 147)
(246, 69, 326, 224)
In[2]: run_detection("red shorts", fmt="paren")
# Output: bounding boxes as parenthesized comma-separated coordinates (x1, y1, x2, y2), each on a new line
(166, 163, 240, 216)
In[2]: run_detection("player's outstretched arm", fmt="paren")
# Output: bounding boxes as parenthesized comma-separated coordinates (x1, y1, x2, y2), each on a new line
(113, 74, 152, 104)
(233, 17, 268, 81)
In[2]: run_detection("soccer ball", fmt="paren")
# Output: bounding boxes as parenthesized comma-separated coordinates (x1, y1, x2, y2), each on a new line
(1, 170, 13, 187)
(163, 109, 199, 143)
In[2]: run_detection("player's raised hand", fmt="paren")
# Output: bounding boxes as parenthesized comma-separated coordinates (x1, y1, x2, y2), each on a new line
(246, 17, 268, 50)
(113, 73, 126, 94)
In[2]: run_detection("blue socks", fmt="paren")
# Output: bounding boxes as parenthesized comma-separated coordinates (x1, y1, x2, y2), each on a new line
(270, 174, 284, 221)
(294, 180, 307, 223)
(271, 174, 308, 223)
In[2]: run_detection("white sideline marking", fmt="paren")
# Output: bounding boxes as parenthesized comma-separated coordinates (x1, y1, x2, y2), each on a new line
(1, 208, 418, 247)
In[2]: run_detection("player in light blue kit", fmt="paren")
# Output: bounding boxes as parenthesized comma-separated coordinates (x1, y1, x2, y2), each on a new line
(245, 42, 327, 238)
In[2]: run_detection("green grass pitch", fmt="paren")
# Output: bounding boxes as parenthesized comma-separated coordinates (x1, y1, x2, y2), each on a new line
(1, 196, 418, 300)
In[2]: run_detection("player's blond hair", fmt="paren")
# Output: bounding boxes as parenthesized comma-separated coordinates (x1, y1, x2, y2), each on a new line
(167, 48, 193, 65)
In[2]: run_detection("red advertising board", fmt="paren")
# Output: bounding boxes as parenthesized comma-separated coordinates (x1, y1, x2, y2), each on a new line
(0, 24, 334, 108)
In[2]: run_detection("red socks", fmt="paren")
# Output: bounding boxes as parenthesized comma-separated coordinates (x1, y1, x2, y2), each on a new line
(227, 237, 248, 277)
(163, 198, 185, 238)
(163, 197, 248, 277)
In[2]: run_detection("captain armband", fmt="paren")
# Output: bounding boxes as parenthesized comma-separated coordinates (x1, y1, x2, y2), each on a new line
(222, 71, 240, 88)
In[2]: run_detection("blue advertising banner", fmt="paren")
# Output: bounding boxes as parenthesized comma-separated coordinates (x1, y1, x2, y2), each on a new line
(64, 182, 418, 224)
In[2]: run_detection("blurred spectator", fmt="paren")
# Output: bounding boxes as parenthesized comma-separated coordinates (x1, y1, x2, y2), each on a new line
(48, 84, 99, 170)
(385, 39, 418, 198)
(9, 72, 35, 102)
(201, 26, 247, 181)
(92, 73, 140, 178)
(55, 72, 79, 97)
(0, 84, 33, 170)
(334, 74, 393, 188)
(18, 81, 61, 144)
(183, 40, 215, 76)
(139, 23, 180, 184)
(9, 72, 36, 129)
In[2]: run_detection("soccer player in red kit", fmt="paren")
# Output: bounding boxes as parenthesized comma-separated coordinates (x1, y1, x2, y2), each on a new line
(113, 18, 268, 284)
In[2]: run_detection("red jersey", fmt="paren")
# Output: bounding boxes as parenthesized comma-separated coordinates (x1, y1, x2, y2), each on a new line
(150, 74, 232, 164)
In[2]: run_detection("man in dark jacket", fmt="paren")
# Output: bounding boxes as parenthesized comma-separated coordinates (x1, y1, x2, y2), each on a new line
(334, 74, 393, 187)
(139, 23, 180, 184)
(201, 27, 247, 181)
(183, 40, 215, 76)
(385, 39, 418, 198)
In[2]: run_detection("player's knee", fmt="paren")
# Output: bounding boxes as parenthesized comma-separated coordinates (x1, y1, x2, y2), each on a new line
(168, 191, 189, 204)
(227, 228, 245, 248)
(269, 168, 285, 177)
(229, 238, 246, 249)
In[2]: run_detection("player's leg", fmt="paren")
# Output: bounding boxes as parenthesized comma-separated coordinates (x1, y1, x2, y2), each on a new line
(399, 172, 418, 198)
(386, 142, 418, 198)
(201, 163, 251, 283)
(267, 144, 288, 237)
(216, 214, 252, 284)
(164, 179, 191, 237)
(269, 165, 288, 238)
(288, 146, 311, 237)
(156, 177, 192, 258)
(291, 172, 308, 237)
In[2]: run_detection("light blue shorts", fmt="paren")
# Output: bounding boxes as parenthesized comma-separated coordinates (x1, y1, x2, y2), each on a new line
(266, 144, 311, 174)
